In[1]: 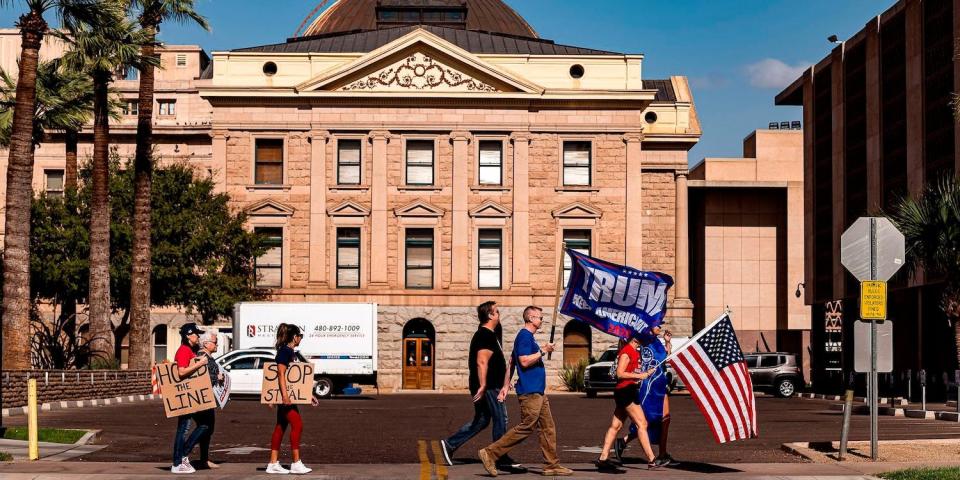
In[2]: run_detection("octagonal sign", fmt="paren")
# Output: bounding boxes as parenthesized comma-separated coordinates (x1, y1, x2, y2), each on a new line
(840, 217, 905, 282)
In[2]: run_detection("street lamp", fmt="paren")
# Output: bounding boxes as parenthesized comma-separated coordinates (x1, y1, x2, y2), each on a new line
(827, 35, 842, 44)
(795, 282, 805, 299)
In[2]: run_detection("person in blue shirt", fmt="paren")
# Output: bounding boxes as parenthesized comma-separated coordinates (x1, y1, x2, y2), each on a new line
(477, 306, 573, 477)
(612, 326, 676, 467)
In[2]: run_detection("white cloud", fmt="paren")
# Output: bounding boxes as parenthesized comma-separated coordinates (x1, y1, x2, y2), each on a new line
(744, 58, 810, 89)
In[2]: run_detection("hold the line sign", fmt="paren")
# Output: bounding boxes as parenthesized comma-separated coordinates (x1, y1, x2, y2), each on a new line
(261, 362, 315, 404)
(154, 362, 216, 418)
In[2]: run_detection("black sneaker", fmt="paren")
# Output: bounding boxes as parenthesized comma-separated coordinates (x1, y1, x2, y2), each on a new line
(594, 459, 620, 471)
(497, 457, 528, 474)
(612, 438, 626, 464)
(656, 453, 677, 466)
(439, 440, 454, 466)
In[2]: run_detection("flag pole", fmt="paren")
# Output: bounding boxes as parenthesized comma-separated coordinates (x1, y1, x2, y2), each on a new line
(547, 242, 567, 360)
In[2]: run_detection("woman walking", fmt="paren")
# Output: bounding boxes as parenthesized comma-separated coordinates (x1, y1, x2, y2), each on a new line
(595, 335, 659, 471)
(266, 323, 317, 475)
(170, 323, 209, 474)
(196, 331, 225, 469)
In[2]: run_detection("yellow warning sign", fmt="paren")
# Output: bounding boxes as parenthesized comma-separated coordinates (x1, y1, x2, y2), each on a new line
(860, 281, 887, 321)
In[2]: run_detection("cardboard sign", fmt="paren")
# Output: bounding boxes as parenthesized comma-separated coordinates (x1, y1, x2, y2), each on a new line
(214, 368, 231, 409)
(155, 362, 216, 418)
(261, 362, 315, 404)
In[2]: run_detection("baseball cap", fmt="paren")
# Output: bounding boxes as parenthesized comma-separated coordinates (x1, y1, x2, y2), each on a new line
(179, 323, 204, 337)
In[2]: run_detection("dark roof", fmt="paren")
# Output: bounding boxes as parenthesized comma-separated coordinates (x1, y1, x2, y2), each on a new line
(302, 0, 538, 39)
(234, 25, 622, 55)
(643, 79, 676, 102)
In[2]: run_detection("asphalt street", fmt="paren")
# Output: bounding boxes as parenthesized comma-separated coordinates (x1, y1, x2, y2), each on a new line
(8, 393, 960, 466)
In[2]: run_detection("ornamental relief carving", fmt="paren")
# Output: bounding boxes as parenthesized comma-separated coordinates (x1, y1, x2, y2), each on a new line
(340, 52, 499, 92)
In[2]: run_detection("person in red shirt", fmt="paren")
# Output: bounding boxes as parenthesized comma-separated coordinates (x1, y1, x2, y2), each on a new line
(595, 335, 659, 471)
(170, 323, 209, 474)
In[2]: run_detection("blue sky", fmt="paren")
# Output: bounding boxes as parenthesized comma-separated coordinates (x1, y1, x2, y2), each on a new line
(25, 0, 896, 164)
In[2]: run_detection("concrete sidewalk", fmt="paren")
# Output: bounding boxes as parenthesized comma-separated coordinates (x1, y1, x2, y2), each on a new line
(1, 461, 959, 479)
(0, 430, 106, 461)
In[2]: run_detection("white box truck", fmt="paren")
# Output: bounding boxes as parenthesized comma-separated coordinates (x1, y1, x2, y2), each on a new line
(232, 302, 378, 396)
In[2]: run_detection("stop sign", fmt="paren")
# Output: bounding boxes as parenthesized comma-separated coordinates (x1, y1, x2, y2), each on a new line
(840, 217, 905, 282)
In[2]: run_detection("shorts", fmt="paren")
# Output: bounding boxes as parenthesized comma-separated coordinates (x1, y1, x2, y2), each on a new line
(614, 384, 639, 409)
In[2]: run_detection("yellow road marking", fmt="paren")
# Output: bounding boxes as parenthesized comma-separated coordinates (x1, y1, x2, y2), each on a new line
(431, 440, 449, 480)
(417, 439, 432, 480)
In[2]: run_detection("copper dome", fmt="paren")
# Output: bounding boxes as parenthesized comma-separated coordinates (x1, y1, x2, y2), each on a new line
(300, 0, 538, 39)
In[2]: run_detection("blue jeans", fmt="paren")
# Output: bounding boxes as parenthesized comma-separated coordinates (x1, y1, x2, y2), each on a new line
(172, 413, 210, 466)
(445, 389, 510, 457)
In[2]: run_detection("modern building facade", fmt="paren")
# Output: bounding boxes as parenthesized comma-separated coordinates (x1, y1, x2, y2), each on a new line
(1, 0, 702, 389)
(776, 0, 958, 390)
(688, 128, 810, 381)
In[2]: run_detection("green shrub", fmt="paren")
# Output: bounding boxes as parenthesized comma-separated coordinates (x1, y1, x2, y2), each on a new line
(558, 359, 588, 392)
(880, 468, 960, 480)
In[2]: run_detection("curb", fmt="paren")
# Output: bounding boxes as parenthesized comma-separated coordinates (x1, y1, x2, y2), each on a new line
(829, 403, 904, 416)
(905, 409, 936, 419)
(2, 394, 156, 417)
(800, 392, 907, 405)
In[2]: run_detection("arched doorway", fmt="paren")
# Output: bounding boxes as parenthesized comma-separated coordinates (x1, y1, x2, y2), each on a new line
(402, 318, 435, 390)
(563, 320, 592, 367)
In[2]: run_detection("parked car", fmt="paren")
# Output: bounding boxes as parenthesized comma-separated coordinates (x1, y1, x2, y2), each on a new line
(744, 352, 804, 398)
(217, 349, 336, 398)
(584, 345, 684, 398)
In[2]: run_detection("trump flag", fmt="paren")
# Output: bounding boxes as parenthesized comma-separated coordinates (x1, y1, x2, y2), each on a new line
(559, 249, 673, 340)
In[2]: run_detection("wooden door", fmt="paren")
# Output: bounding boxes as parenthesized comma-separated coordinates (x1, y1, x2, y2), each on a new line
(402, 338, 434, 390)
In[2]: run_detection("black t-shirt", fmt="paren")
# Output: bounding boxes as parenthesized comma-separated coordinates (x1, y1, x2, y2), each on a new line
(468, 326, 506, 395)
(275, 345, 295, 366)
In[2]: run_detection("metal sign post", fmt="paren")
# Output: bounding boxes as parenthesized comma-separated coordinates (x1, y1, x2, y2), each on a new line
(840, 216, 905, 462)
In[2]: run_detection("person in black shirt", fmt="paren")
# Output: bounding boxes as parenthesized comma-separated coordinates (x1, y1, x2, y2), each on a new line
(438, 301, 525, 473)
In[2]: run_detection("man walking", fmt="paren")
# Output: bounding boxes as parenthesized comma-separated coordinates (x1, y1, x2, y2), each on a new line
(439, 301, 525, 473)
(478, 306, 574, 477)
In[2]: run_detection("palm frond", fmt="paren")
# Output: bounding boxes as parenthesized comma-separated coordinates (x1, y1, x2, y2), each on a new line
(0, 59, 93, 147)
(890, 176, 960, 284)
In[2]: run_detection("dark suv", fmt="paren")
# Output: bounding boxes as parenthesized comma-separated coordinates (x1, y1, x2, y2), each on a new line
(745, 352, 803, 398)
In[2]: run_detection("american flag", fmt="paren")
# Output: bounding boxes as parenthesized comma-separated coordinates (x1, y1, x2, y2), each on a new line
(668, 314, 757, 443)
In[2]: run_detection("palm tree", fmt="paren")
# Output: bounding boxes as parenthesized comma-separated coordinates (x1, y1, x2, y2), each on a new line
(60, 4, 156, 362)
(126, 0, 207, 370)
(0, 60, 93, 148)
(0, 0, 105, 370)
(890, 176, 960, 367)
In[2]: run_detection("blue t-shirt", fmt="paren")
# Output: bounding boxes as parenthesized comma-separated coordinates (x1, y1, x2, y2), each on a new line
(275, 345, 295, 366)
(512, 329, 545, 395)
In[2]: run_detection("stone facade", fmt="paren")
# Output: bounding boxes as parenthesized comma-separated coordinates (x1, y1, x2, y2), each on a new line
(1, 370, 152, 408)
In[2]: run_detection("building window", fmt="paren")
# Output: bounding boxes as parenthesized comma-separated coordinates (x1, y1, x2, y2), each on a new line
(255, 227, 283, 287)
(336, 228, 361, 288)
(406, 140, 434, 185)
(337, 139, 362, 185)
(176, 54, 187, 67)
(122, 100, 138, 116)
(478, 140, 502, 185)
(44, 169, 64, 197)
(562, 141, 591, 186)
(152, 325, 167, 363)
(405, 229, 433, 289)
(254, 139, 284, 185)
(563, 229, 591, 285)
(478, 229, 502, 289)
(158, 99, 176, 116)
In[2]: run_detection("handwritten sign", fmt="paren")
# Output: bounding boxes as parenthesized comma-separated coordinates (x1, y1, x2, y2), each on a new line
(261, 362, 315, 404)
(155, 362, 216, 418)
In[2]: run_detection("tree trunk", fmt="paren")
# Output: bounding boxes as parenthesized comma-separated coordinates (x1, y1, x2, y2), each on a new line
(2, 11, 47, 370)
(128, 31, 157, 370)
(87, 72, 114, 361)
(64, 129, 78, 191)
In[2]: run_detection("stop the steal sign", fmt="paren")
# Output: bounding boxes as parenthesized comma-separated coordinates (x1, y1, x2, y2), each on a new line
(261, 362, 315, 404)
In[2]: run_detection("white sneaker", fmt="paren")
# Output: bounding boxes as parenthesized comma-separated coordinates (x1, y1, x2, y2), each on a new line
(266, 462, 290, 475)
(289, 460, 313, 475)
(171, 458, 195, 474)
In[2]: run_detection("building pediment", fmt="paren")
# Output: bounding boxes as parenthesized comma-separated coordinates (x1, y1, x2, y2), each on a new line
(327, 200, 370, 217)
(469, 200, 512, 218)
(551, 202, 602, 219)
(296, 28, 543, 95)
(394, 200, 445, 218)
(245, 199, 296, 217)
